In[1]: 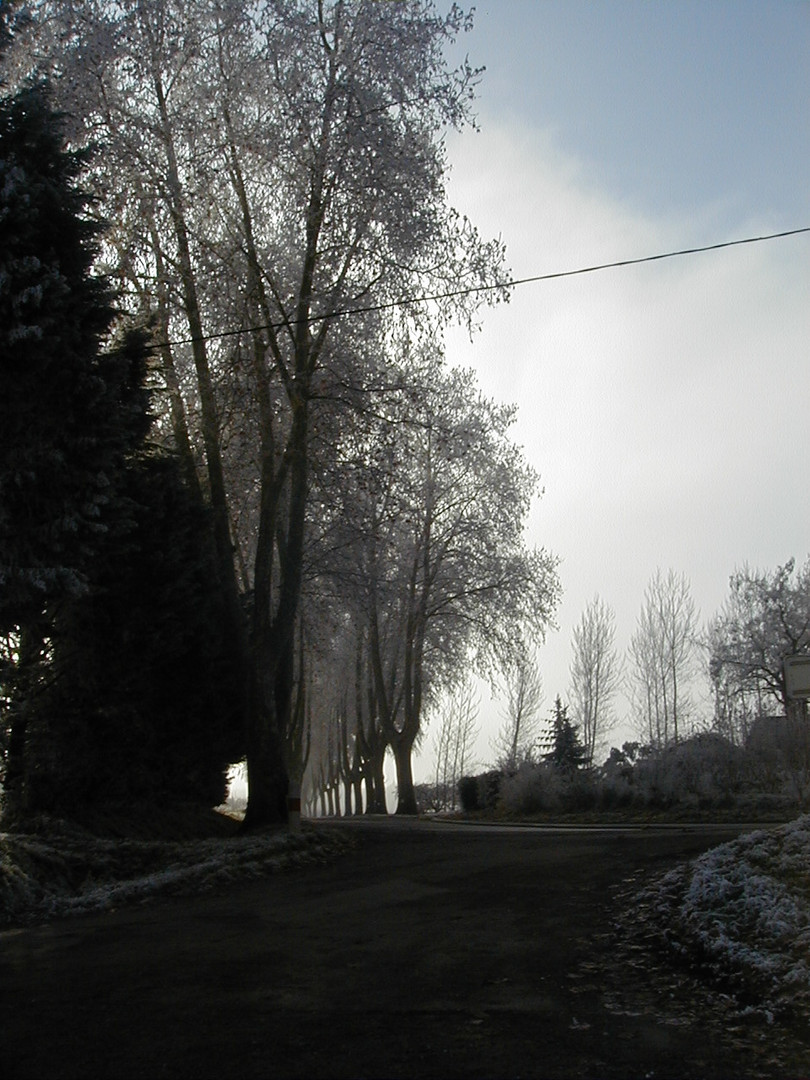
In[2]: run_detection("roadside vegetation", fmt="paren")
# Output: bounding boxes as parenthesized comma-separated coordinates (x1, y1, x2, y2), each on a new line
(638, 815, 810, 1022)
(416, 557, 810, 826)
(0, 807, 352, 928)
(449, 730, 806, 824)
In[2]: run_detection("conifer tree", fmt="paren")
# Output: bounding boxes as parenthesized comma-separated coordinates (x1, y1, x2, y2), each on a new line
(0, 82, 131, 810)
(0, 83, 122, 631)
(545, 697, 586, 778)
(0, 84, 240, 814)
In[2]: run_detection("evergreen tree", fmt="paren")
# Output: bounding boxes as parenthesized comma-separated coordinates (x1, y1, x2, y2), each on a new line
(0, 84, 241, 815)
(545, 697, 586, 778)
(0, 82, 132, 811)
(0, 83, 122, 631)
(37, 445, 243, 811)
(0, 1, 27, 61)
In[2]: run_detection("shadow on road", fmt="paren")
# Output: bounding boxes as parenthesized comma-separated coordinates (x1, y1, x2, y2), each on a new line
(1, 820, 806, 1078)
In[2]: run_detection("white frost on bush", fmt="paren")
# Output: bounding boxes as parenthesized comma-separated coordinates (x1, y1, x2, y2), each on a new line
(649, 815, 810, 1013)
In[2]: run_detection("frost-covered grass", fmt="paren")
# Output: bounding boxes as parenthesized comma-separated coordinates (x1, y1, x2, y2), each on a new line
(646, 815, 810, 1018)
(0, 815, 352, 927)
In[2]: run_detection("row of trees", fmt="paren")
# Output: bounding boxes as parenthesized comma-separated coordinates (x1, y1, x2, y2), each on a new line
(568, 571, 700, 761)
(1, 2, 561, 824)
(489, 559, 810, 781)
(281, 545, 808, 821)
(443, 558, 809, 820)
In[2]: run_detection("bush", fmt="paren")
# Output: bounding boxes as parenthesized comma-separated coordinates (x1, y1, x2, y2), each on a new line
(499, 763, 563, 815)
(457, 771, 503, 812)
(562, 774, 598, 811)
(597, 777, 638, 811)
(478, 770, 502, 810)
(458, 776, 479, 812)
(631, 734, 744, 808)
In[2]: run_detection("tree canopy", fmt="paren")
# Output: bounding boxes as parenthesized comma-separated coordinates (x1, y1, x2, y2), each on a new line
(3, 3, 560, 822)
(709, 558, 810, 741)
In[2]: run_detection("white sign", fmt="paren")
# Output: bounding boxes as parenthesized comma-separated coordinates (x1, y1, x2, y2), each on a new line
(784, 655, 810, 700)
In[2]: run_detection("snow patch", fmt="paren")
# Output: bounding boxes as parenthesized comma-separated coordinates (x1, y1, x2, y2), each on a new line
(645, 815, 810, 1015)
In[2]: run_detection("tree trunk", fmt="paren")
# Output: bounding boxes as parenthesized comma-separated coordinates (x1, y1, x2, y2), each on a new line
(154, 74, 242, 635)
(393, 735, 418, 815)
(366, 748, 388, 814)
(145, 212, 203, 505)
(151, 69, 250, 794)
(362, 771, 376, 814)
(243, 676, 289, 829)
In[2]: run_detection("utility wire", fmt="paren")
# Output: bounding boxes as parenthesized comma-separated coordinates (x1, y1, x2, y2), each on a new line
(152, 225, 810, 351)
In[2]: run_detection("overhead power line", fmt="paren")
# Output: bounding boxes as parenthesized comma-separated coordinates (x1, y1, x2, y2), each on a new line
(152, 225, 810, 351)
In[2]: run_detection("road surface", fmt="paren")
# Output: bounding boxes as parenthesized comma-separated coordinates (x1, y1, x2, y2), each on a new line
(1, 820, 806, 1078)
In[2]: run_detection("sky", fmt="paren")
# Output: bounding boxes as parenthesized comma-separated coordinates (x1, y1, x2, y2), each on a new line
(413, 0, 810, 779)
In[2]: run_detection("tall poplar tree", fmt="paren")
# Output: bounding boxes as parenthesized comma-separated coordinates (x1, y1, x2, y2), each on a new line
(569, 596, 622, 766)
(628, 569, 699, 748)
(10, 1, 513, 825)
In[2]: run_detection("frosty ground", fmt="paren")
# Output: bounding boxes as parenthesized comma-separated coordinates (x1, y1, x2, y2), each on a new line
(638, 815, 810, 1021)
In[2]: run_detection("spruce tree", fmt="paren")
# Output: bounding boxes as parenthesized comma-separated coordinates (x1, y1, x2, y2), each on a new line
(0, 83, 121, 630)
(0, 83, 130, 812)
(545, 697, 586, 779)
(0, 84, 240, 815)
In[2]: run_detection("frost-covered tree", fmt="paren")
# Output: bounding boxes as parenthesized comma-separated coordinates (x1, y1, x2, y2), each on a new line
(628, 569, 699, 748)
(492, 647, 544, 771)
(0, 83, 124, 632)
(0, 82, 138, 808)
(324, 357, 559, 813)
(569, 596, 622, 766)
(9, 0, 510, 826)
(0, 83, 240, 816)
(709, 558, 810, 735)
(0, 2, 27, 59)
(430, 680, 480, 810)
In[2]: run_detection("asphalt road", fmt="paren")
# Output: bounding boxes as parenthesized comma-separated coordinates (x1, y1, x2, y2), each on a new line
(1, 820, 806, 1079)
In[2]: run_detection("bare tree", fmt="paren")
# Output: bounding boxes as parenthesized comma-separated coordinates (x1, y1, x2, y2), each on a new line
(431, 680, 480, 810)
(569, 596, 622, 766)
(628, 569, 699, 748)
(492, 647, 545, 770)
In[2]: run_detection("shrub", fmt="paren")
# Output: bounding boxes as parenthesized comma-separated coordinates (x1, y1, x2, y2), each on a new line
(499, 763, 563, 815)
(457, 771, 503, 812)
(458, 775, 479, 812)
(561, 774, 598, 811)
(478, 770, 502, 810)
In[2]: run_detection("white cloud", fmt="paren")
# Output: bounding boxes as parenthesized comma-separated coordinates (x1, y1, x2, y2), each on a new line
(437, 114, 810, 757)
